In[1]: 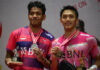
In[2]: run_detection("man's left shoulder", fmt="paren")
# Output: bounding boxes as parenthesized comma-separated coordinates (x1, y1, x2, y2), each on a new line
(80, 32, 94, 38)
(41, 29, 55, 41)
(82, 32, 97, 42)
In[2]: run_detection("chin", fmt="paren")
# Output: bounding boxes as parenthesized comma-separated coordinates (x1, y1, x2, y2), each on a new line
(65, 26, 71, 29)
(32, 25, 39, 27)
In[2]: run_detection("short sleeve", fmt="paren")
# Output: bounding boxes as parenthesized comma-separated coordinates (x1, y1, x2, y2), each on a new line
(87, 37, 99, 58)
(6, 32, 16, 51)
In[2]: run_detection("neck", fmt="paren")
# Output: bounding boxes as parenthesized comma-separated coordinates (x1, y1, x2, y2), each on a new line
(30, 24, 42, 33)
(64, 28, 77, 38)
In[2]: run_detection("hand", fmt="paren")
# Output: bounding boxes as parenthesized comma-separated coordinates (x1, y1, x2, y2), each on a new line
(51, 46, 60, 55)
(86, 69, 92, 70)
(87, 68, 97, 70)
(5, 58, 23, 69)
(87, 65, 98, 70)
(33, 47, 43, 61)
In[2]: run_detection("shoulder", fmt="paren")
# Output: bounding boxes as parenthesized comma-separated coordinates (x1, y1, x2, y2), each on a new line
(79, 32, 95, 39)
(41, 29, 55, 41)
(52, 35, 63, 45)
(52, 38, 59, 45)
(79, 31, 96, 42)
(79, 32, 93, 37)
(12, 26, 28, 34)
(11, 26, 28, 36)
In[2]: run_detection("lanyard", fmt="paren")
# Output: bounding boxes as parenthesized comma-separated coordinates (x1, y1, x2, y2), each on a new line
(29, 27, 43, 44)
(60, 30, 78, 47)
(60, 30, 79, 66)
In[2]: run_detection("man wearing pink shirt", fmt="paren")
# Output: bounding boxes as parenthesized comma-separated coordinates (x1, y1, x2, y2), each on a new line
(51, 5, 100, 70)
(5, 1, 54, 70)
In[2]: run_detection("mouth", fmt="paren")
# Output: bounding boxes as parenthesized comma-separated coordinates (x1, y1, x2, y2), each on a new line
(32, 17, 39, 20)
(65, 22, 71, 26)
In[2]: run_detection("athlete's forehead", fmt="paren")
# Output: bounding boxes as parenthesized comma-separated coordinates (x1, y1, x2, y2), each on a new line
(29, 7, 42, 13)
(62, 10, 76, 16)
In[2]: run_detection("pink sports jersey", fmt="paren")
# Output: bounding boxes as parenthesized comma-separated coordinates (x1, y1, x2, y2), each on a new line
(6, 26, 54, 70)
(52, 31, 99, 68)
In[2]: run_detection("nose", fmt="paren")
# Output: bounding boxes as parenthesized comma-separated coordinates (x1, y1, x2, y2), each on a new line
(32, 14, 38, 19)
(33, 14, 37, 17)
(66, 17, 70, 21)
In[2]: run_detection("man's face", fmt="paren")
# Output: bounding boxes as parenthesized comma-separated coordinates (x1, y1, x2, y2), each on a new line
(60, 9, 78, 31)
(28, 7, 45, 27)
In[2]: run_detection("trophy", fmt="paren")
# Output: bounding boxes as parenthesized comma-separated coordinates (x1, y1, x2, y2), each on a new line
(6, 46, 23, 66)
(12, 46, 21, 62)
(77, 56, 86, 70)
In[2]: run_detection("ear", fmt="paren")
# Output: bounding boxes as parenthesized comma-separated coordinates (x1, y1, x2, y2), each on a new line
(43, 15, 46, 20)
(60, 18, 62, 24)
(76, 18, 79, 25)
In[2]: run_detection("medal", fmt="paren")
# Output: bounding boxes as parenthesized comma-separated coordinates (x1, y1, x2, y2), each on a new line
(29, 27, 43, 45)
(31, 44, 38, 49)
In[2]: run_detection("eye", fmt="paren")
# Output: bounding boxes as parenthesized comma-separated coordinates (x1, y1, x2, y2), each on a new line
(69, 15, 74, 19)
(36, 12, 42, 15)
(29, 12, 34, 15)
(62, 15, 67, 19)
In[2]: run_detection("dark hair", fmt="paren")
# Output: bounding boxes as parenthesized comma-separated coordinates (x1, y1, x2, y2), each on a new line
(77, 19, 85, 32)
(27, 1, 46, 15)
(77, 19, 100, 46)
(60, 5, 78, 18)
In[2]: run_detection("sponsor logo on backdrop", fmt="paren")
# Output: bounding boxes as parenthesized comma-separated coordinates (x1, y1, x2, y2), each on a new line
(98, 0, 100, 2)
(0, 22, 2, 38)
(73, 0, 87, 9)
(97, 0, 100, 12)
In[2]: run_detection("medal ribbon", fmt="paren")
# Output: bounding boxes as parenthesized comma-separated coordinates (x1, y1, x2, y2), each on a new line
(29, 27, 43, 44)
(60, 30, 78, 47)
(60, 30, 78, 66)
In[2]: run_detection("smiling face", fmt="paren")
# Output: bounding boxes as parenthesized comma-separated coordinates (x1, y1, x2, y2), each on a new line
(60, 9, 78, 31)
(28, 7, 45, 27)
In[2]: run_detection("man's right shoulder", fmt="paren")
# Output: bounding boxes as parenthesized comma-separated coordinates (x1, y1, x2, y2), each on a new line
(52, 36, 62, 44)
(12, 26, 28, 34)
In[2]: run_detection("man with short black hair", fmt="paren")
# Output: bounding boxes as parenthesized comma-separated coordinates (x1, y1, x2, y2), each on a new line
(51, 5, 100, 70)
(5, 1, 54, 70)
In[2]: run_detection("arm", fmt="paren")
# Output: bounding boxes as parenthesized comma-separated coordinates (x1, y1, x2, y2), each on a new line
(51, 54, 59, 70)
(95, 54, 100, 68)
(50, 46, 62, 70)
(87, 55, 100, 70)
(5, 50, 13, 63)
(33, 47, 51, 68)
(5, 31, 23, 69)
(5, 50, 23, 69)
(5, 31, 15, 68)
(5, 50, 14, 68)
(33, 39, 55, 68)
(87, 37, 100, 70)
